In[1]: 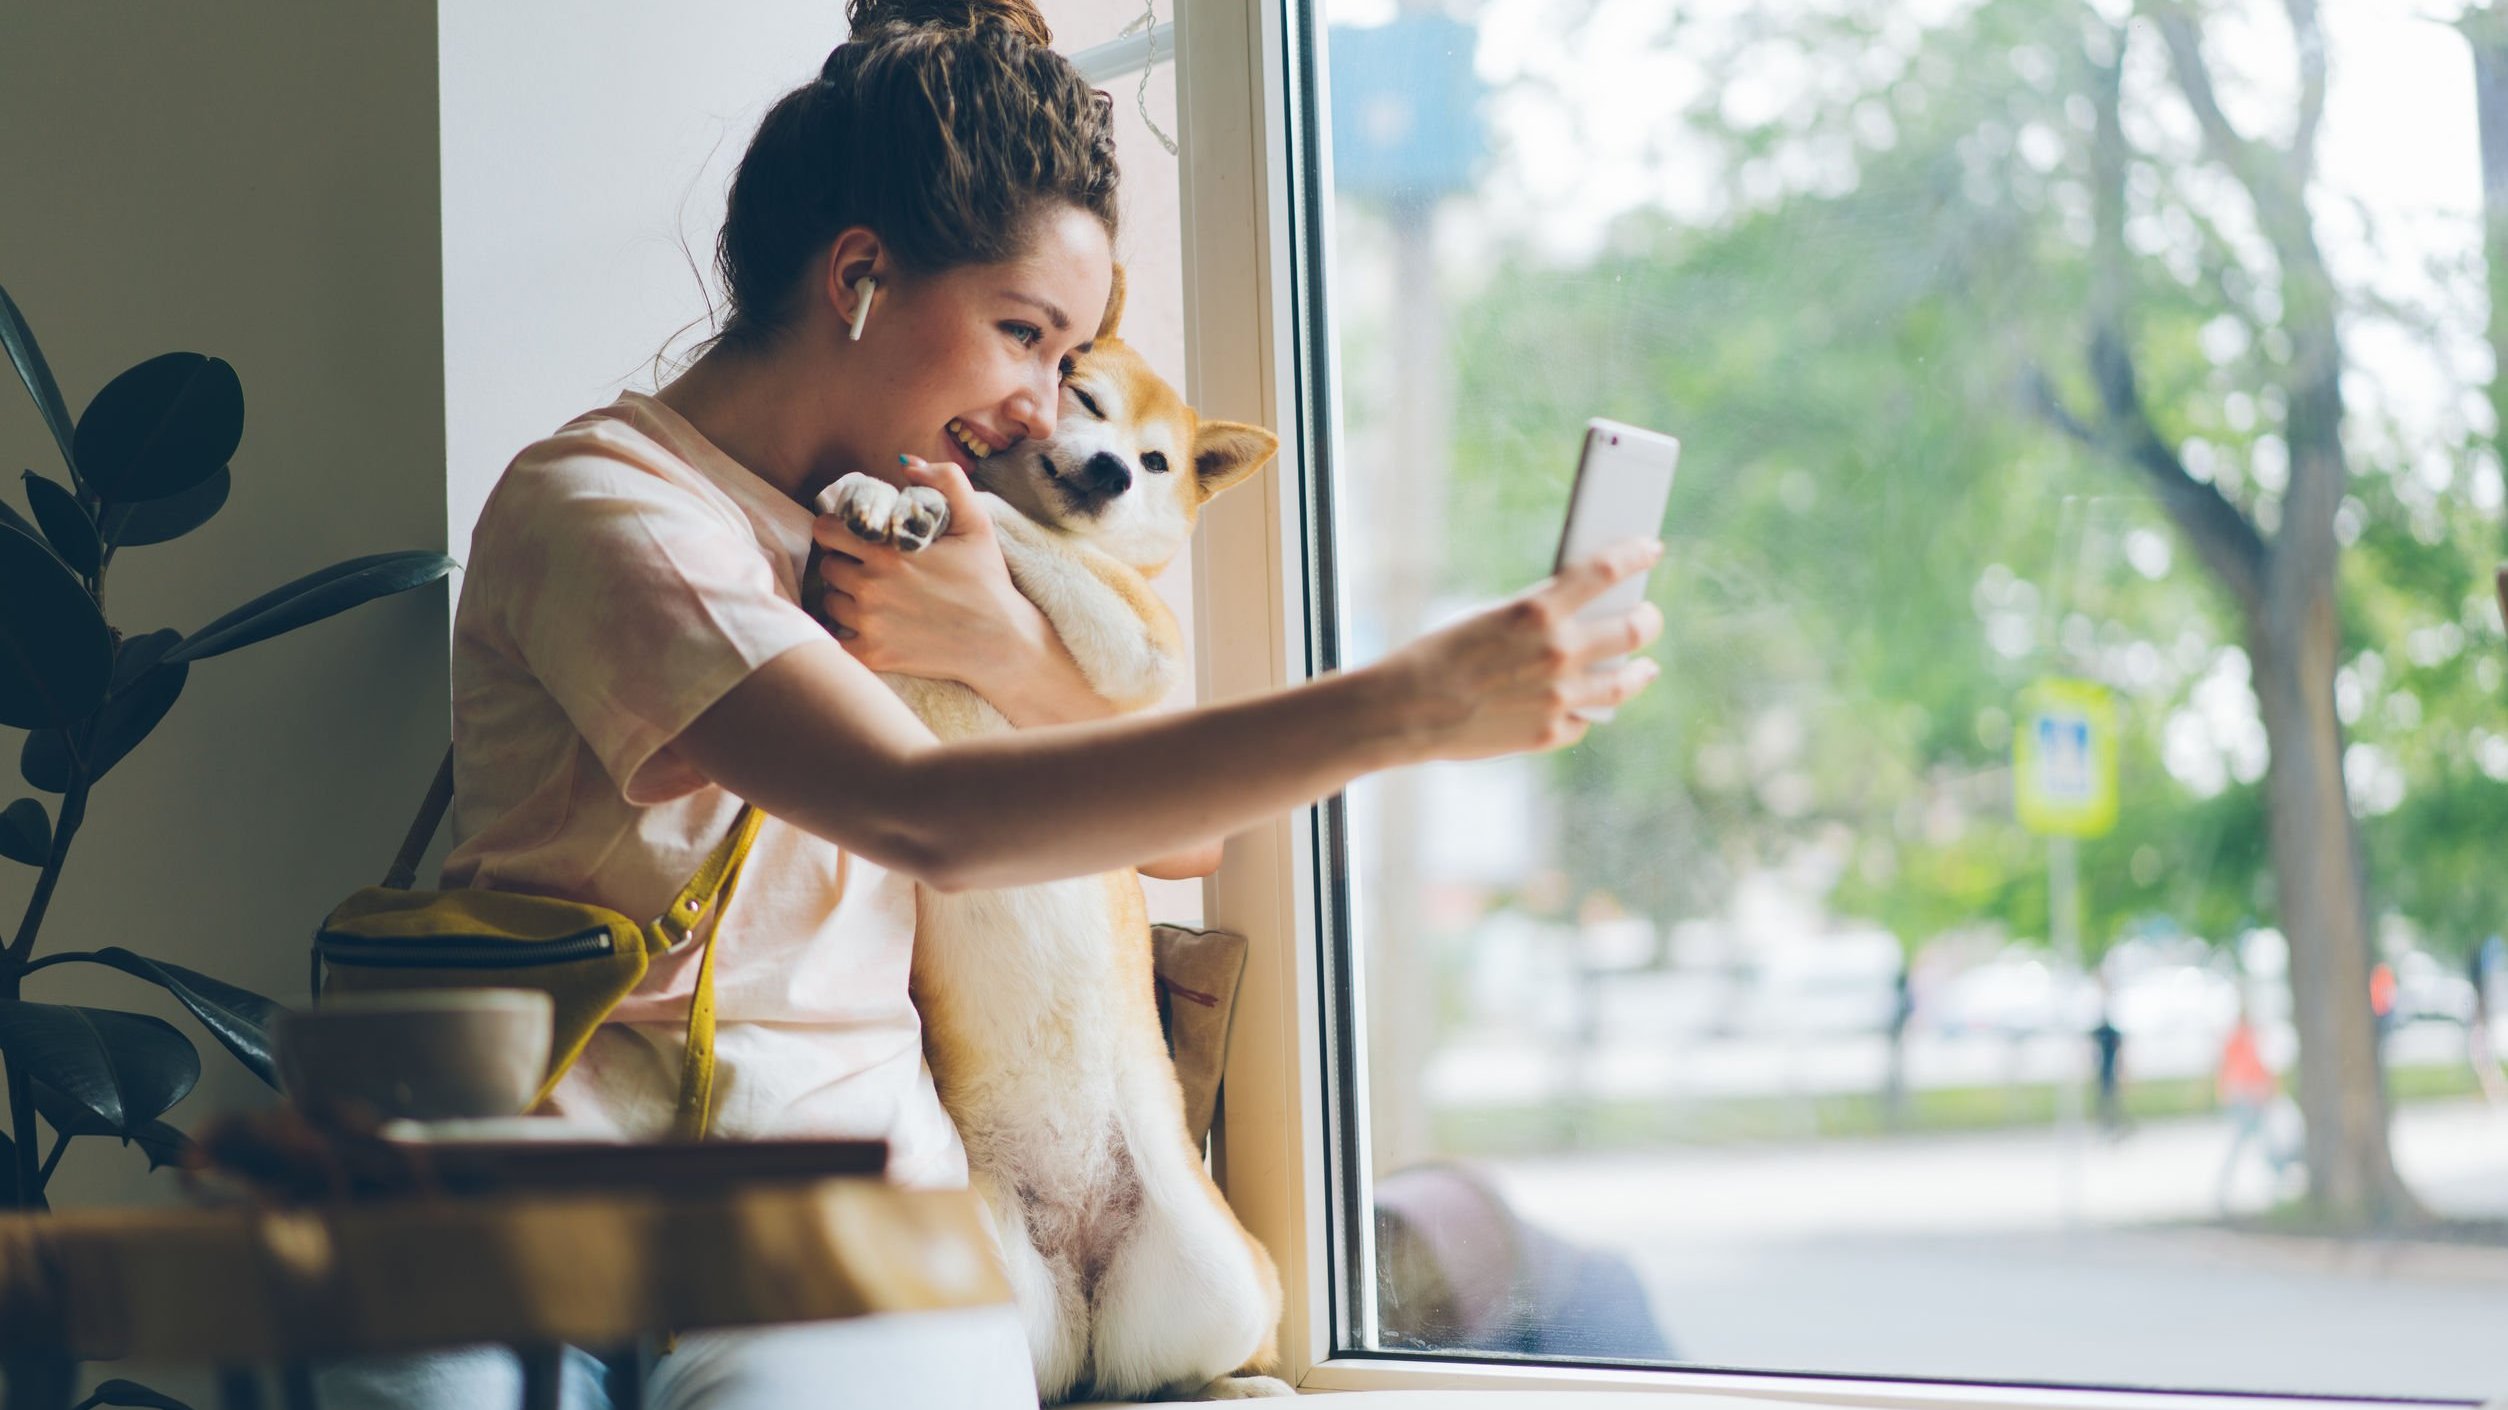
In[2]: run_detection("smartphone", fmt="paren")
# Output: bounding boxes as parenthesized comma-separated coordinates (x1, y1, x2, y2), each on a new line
(1553, 418, 1680, 722)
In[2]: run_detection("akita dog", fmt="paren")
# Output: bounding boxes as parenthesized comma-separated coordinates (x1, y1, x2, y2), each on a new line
(818, 274, 1288, 1402)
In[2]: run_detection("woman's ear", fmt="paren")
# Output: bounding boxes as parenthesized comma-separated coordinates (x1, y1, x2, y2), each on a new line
(1192, 419, 1278, 498)
(827, 227, 888, 321)
(1096, 265, 1129, 341)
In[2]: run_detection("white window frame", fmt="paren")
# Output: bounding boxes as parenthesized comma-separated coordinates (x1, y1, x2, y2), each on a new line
(1166, 3, 2462, 1406)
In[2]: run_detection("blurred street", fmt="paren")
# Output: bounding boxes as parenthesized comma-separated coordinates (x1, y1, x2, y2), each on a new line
(1428, 1016, 2477, 1110)
(1488, 1099, 2508, 1398)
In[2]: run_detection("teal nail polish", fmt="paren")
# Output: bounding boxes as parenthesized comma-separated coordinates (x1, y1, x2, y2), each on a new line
(898, 454, 910, 465)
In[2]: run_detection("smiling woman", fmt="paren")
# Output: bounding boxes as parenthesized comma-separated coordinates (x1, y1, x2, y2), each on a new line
(314, 0, 1664, 1403)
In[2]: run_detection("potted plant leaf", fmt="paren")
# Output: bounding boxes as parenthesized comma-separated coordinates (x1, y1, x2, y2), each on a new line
(0, 280, 455, 1214)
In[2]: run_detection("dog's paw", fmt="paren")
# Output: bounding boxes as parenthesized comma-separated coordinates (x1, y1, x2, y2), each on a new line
(890, 484, 951, 552)
(820, 472, 900, 546)
(1188, 1375, 1297, 1399)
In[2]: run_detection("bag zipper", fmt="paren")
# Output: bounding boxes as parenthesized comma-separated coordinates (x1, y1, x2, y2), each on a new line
(316, 928, 617, 969)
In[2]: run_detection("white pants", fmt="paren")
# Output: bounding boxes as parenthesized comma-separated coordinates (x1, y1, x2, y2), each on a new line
(313, 1307, 1037, 1409)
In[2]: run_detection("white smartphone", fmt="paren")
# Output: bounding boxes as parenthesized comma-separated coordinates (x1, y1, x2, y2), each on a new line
(1553, 417, 1680, 722)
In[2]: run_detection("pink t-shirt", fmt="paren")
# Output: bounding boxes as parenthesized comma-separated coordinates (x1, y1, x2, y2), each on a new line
(442, 390, 965, 1187)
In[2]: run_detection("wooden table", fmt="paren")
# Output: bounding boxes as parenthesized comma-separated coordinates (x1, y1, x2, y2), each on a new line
(0, 1140, 1011, 1410)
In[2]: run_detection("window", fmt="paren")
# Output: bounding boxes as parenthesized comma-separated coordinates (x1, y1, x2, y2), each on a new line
(1204, 0, 2508, 1399)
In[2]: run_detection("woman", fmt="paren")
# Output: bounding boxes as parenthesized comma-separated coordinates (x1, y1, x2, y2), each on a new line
(329, 2, 1661, 1404)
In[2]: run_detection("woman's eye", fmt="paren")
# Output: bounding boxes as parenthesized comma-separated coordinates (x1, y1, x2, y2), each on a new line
(1004, 322, 1043, 348)
(1142, 451, 1170, 475)
(1072, 388, 1103, 418)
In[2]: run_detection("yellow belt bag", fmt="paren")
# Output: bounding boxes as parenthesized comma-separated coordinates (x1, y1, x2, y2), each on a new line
(313, 747, 761, 1139)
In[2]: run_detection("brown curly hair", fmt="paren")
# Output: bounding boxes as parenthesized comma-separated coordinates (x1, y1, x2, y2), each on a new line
(708, 0, 1120, 354)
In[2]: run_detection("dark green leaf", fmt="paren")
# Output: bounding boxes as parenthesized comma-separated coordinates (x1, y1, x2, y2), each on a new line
(26, 1088, 191, 1182)
(163, 549, 454, 665)
(83, 661, 186, 781)
(128, 1120, 190, 1172)
(29, 1079, 109, 1137)
(0, 284, 81, 489)
(73, 1378, 195, 1410)
(31, 1087, 190, 1180)
(0, 493, 41, 546)
(100, 464, 229, 548)
(0, 519, 112, 730)
(77, 948, 281, 1088)
(12, 641, 176, 792)
(110, 628, 182, 693)
(19, 730, 69, 794)
(22, 471, 98, 578)
(73, 352, 242, 504)
(0, 1002, 200, 1132)
(0, 797, 49, 866)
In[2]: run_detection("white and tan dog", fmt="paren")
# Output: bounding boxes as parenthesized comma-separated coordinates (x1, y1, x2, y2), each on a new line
(820, 275, 1286, 1402)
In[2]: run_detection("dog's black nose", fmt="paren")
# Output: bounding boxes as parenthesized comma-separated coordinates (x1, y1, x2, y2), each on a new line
(1082, 452, 1132, 497)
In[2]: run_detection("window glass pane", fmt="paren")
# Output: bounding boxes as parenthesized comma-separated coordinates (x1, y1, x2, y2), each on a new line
(1307, 0, 2508, 1395)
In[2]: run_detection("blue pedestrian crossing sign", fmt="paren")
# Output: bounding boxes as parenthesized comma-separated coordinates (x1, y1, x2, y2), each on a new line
(2014, 677, 2117, 838)
(1328, 14, 1485, 204)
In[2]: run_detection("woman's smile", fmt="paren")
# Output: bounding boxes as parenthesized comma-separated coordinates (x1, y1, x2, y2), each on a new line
(947, 416, 1006, 460)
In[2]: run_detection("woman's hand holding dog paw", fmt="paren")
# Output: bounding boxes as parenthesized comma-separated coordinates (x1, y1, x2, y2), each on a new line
(811, 458, 1113, 726)
(813, 457, 1034, 685)
(1372, 538, 1665, 763)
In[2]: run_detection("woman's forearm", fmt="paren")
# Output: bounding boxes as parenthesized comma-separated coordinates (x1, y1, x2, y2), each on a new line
(1138, 839, 1227, 880)
(880, 670, 1409, 889)
(976, 596, 1125, 728)
(971, 606, 1226, 870)
(677, 541, 1663, 891)
(673, 639, 1419, 891)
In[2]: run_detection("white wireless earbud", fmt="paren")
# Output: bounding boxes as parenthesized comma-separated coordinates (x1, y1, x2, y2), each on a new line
(848, 277, 878, 343)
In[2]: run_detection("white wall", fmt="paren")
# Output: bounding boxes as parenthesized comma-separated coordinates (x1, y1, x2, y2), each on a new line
(436, 3, 1189, 566)
(0, 2, 448, 1214)
(438, 2, 845, 569)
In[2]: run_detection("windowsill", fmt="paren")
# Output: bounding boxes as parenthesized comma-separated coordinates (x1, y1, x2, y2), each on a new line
(1073, 1384, 1765, 1394)
(1279, 1359, 2450, 1410)
(1068, 1384, 1775, 1394)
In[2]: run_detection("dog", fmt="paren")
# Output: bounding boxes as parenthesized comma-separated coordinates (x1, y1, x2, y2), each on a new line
(818, 272, 1288, 1402)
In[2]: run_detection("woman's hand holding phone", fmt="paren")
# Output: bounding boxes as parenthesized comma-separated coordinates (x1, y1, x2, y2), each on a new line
(1369, 538, 1666, 763)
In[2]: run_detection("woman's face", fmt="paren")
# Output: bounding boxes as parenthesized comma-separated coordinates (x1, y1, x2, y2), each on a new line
(854, 203, 1115, 474)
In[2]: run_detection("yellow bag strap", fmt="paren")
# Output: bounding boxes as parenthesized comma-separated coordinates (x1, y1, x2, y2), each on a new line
(651, 803, 762, 947)
(383, 747, 459, 890)
(651, 803, 764, 1141)
(374, 744, 765, 1140)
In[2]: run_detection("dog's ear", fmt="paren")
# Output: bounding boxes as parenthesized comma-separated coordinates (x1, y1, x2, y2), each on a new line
(1097, 265, 1129, 341)
(1193, 419, 1278, 498)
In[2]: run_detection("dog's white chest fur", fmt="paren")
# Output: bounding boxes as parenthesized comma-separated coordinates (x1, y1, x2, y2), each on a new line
(867, 494, 1283, 1403)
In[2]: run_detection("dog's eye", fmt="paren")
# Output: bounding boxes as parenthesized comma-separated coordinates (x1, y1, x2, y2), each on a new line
(1072, 387, 1103, 419)
(1141, 450, 1170, 475)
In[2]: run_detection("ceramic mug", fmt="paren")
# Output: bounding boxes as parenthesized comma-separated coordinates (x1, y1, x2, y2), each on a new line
(274, 988, 554, 1121)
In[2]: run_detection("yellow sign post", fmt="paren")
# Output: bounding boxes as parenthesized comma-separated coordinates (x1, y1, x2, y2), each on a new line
(2012, 675, 2118, 1229)
(2014, 677, 2118, 840)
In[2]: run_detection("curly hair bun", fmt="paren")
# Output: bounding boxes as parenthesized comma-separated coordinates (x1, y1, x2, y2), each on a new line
(713, 0, 1115, 353)
(845, 0, 1053, 47)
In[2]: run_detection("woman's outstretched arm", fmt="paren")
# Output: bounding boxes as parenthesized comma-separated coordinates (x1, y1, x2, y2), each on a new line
(672, 539, 1664, 892)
